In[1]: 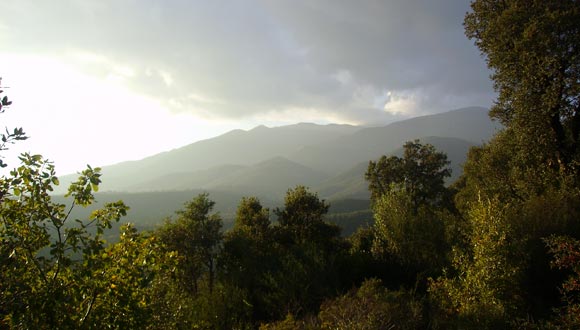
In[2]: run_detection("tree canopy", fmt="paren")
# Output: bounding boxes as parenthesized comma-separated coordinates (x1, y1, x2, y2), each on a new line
(465, 0, 580, 178)
(157, 193, 223, 295)
(366, 140, 451, 212)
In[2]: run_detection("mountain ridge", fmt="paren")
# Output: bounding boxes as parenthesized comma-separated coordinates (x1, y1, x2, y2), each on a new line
(57, 107, 499, 197)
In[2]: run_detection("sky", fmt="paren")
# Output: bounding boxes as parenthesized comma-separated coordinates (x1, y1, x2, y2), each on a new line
(0, 0, 495, 175)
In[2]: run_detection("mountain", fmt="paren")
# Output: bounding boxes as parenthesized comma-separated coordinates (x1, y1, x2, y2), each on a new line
(287, 106, 498, 174)
(204, 156, 330, 199)
(127, 164, 247, 191)
(74, 123, 359, 192)
(57, 107, 499, 198)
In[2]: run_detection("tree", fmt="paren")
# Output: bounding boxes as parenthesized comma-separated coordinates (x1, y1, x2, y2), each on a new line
(372, 188, 449, 275)
(365, 141, 451, 277)
(157, 193, 223, 295)
(274, 186, 338, 244)
(81, 224, 176, 329)
(318, 278, 425, 330)
(220, 197, 275, 321)
(452, 131, 524, 211)
(365, 140, 451, 213)
(0, 77, 183, 329)
(544, 235, 580, 328)
(0, 155, 148, 328)
(429, 197, 524, 329)
(464, 0, 580, 181)
(0, 78, 27, 168)
(266, 187, 346, 318)
(454, 2, 580, 323)
(234, 196, 271, 238)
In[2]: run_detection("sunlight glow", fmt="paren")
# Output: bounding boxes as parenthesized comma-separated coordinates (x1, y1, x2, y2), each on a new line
(383, 90, 422, 116)
(0, 53, 240, 175)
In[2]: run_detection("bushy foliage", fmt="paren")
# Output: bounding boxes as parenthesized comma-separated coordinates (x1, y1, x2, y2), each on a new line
(429, 197, 524, 329)
(544, 235, 580, 329)
(156, 193, 223, 295)
(372, 187, 449, 274)
(318, 278, 425, 330)
(0, 155, 175, 329)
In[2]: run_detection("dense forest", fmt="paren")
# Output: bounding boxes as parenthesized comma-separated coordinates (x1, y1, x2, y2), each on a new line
(2, 0, 580, 329)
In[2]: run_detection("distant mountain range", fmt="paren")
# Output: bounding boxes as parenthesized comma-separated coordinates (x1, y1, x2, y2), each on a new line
(59, 106, 500, 199)
(56, 106, 500, 232)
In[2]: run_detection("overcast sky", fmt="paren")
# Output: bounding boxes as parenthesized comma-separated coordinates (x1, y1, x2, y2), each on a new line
(0, 0, 494, 174)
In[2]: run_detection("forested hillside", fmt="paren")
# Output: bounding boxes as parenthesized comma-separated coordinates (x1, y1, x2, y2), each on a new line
(2, 0, 580, 329)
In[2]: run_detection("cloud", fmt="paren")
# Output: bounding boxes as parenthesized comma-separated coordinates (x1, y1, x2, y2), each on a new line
(0, 0, 495, 125)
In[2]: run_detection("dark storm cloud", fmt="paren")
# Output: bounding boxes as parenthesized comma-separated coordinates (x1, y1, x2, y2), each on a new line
(0, 0, 494, 124)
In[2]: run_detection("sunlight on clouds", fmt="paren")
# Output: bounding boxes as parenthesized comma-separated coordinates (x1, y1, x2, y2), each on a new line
(166, 92, 227, 119)
(186, 93, 225, 106)
(372, 90, 391, 110)
(66, 50, 136, 84)
(251, 107, 361, 127)
(69, 50, 109, 64)
(0, 53, 234, 175)
(352, 85, 382, 109)
(383, 90, 422, 116)
(0, 0, 496, 177)
(159, 70, 174, 87)
(106, 65, 135, 83)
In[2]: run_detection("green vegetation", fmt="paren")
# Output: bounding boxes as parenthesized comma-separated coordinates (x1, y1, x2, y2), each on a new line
(2, 0, 580, 328)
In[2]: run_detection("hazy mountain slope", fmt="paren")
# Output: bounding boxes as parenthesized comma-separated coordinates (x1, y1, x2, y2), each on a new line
(113, 156, 329, 198)
(96, 123, 358, 191)
(127, 164, 247, 192)
(205, 156, 330, 199)
(315, 162, 370, 200)
(288, 107, 499, 174)
(56, 107, 496, 194)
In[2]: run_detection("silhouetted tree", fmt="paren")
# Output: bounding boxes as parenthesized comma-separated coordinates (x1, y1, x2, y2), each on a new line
(366, 140, 451, 213)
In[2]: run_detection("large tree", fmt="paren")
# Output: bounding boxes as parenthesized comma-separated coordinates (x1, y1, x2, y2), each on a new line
(464, 0, 580, 180)
(366, 140, 451, 213)
(366, 141, 452, 276)
(438, 2, 580, 326)
(268, 187, 346, 317)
